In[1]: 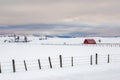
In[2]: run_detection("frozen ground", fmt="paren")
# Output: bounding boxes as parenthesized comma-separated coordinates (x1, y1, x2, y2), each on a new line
(0, 36, 120, 80)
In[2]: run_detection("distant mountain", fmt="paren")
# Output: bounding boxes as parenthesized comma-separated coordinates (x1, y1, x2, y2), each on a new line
(46, 32, 98, 38)
(65, 32, 98, 37)
(0, 23, 120, 37)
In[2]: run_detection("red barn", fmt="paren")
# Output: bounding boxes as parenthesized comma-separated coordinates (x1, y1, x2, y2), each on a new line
(84, 39, 96, 44)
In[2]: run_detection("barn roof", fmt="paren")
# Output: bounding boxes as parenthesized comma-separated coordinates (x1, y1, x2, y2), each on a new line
(84, 39, 96, 44)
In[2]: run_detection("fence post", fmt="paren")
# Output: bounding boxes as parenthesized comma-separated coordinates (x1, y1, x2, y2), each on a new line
(24, 60, 27, 71)
(12, 59, 16, 72)
(95, 53, 98, 65)
(59, 55, 62, 68)
(48, 56, 52, 69)
(0, 63, 1, 73)
(108, 54, 110, 63)
(71, 56, 73, 67)
(38, 59, 41, 69)
(90, 55, 93, 65)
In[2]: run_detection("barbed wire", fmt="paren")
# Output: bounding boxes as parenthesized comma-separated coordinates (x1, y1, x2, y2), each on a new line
(0, 54, 120, 74)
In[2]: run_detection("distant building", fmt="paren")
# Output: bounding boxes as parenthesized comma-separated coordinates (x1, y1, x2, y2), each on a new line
(84, 39, 96, 44)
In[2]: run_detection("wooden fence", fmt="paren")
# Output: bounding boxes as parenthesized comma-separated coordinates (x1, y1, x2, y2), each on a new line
(0, 53, 120, 74)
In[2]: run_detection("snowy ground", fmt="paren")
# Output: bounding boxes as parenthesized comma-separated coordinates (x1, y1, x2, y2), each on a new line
(0, 37, 120, 80)
(1, 64, 120, 80)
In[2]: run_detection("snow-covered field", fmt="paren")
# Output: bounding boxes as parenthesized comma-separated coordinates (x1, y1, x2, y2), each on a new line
(1, 64, 120, 80)
(0, 36, 120, 80)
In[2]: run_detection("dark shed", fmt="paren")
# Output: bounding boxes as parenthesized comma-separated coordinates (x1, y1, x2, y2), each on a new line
(84, 39, 96, 44)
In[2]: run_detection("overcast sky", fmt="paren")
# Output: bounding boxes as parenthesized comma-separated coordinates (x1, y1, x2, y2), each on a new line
(0, 0, 120, 36)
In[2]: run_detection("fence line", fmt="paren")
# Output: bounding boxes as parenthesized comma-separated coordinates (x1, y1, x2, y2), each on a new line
(41, 43, 120, 47)
(0, 54, 120, 74)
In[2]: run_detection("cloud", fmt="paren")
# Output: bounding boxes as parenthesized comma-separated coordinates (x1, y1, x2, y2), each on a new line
(0, 0, 120, 25)
(0, 0, 120, 36)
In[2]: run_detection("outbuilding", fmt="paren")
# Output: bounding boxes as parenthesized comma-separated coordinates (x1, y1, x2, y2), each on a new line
(84, 39, 96, 44)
